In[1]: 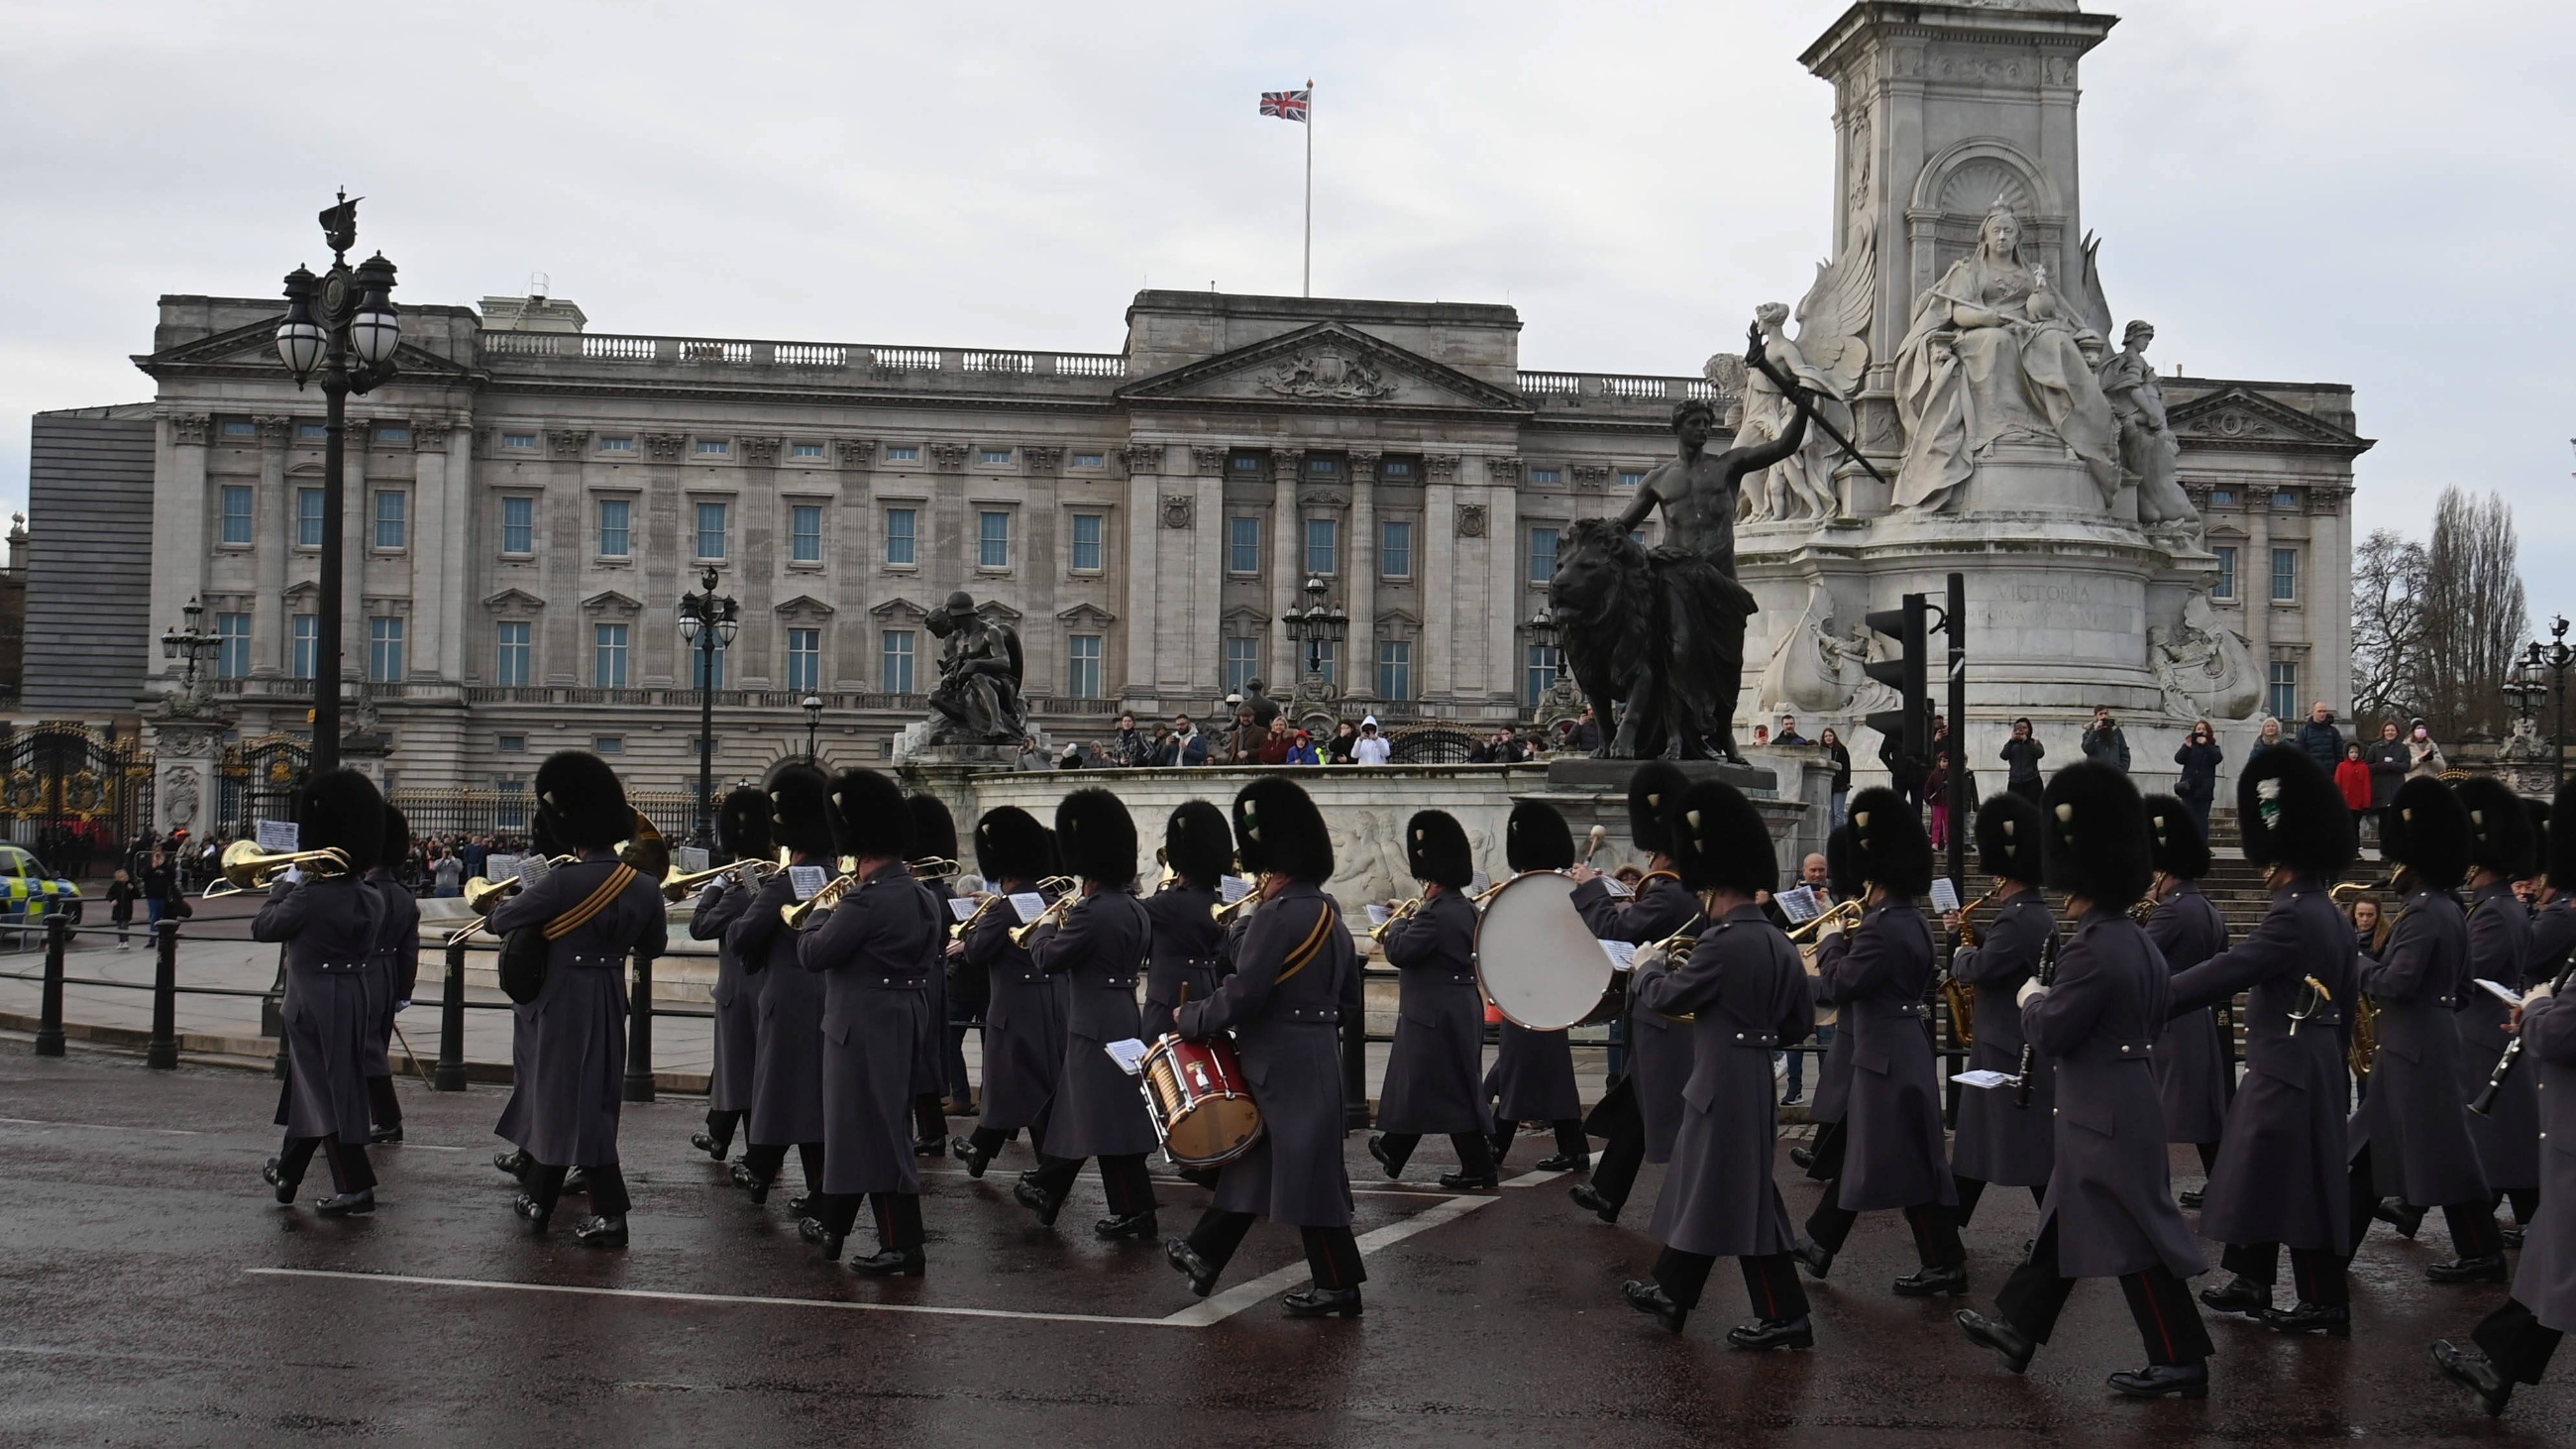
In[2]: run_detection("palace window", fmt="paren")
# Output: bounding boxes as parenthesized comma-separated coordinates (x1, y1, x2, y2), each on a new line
(881, 629, 916, 694)
(494, 621, 531, 686)
(1067, 634, 1103, 699)
(592, 735, 623, 754)
(885, 445, 919, 463)
(695, 501, 728, 561)
(1617, 470, 1647, 488)
(791, 441, 824, 459)
(1528, 527, 1559, 585)
(296, 488, 324, 548)
(368, 616, 405, 683)
(1069, 513, 1104, 573)
(1525, 643, 1560, 705)
(1380, 520, 1414, 580)
(2268, 662, 2299, 724)
(1228, 517, 1261, 575)
(2270, 548, 2298, 602)
(1530, 468, 1560, 485)
(696, 439, 730, 456)
(593, 622, 630, 687)
(1376, 640, 1413, 702)
(1225, 637, 1259, 695)
(290, 616, 317, 680)
(1304, 518, 1339, 576)
(2211, 546, 2237, 600)
(980, 448, 1013, 465)
(219, 486, 254, 544)
(2208, 488, 2236, 506)
(885, 507, 917, 566)
(376, 425, 409, 443)
(373, 491, 407, 549)
(791, 504, 823, 564)
(1382, 459, 1416, 480)
(786, 627, 821, 691)
(298, 423, 327, 440)
(215, 613, 251, 678)
(1071, 452, 1104, 469)
(600, 437, 635, 454)
(222, 420, 257, 438)
(502, 432, 536, 450)
(500, 496, 535, 555)
(2270, 490, 2299, 509)
(690, 637, 725, 690)
(978, 510, 1011, 569)
(597, 498, 632, 558)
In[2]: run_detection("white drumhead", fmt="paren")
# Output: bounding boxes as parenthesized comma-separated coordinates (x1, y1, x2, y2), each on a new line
(1474, 871, 1611, 1031)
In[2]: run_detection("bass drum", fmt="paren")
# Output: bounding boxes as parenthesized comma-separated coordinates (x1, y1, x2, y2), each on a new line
(1474, 870, 1613, 1031)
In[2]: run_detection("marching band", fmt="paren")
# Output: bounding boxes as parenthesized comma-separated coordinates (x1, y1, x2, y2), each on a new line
(235, 745, 2576, 1417)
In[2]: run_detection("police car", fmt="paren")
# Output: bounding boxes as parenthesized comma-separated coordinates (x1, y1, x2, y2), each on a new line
(0, 845, 83, 926)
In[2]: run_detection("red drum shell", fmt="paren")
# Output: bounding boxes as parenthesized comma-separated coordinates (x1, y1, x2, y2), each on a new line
(1140, 1034, 1264, 1167)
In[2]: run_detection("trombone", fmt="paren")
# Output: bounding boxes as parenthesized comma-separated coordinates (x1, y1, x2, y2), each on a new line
(1787, 898, 1864, 943)
(908, 856, 961, 880)
(447, 853, 580, 944)
(201, 841, 355, 899)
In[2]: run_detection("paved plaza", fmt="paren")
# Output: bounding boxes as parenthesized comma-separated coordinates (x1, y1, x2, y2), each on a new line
(0, 1046, 2565, 1446)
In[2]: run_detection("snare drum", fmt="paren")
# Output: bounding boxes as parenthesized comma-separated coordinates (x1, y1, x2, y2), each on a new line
(1138, 1034, 1264, 1167)
(1474, 870, 1615, 1031)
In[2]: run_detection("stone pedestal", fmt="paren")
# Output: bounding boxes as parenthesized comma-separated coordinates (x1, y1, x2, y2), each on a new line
(144, 704, 235, 836)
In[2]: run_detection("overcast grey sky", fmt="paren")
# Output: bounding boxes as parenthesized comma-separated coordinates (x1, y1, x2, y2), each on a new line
(3, 1, 2570, 629)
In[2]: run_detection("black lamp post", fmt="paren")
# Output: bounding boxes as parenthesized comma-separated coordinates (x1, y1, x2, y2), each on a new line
(803, 692, 824, 761)
(160, 597, 220, 705)
(1280, 574, 1348, 696)
(676, 565, 738, 845)
(272, 191, 400, 773)
(2520, 615, 2576, 786)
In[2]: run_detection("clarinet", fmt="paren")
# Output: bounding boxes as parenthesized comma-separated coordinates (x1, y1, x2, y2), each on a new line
(2013, 927, 2061, 1110)
(2473, 948, 2575, 1116)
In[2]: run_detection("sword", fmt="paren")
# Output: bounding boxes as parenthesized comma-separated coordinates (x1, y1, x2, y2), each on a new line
(392, 1018, 433, 1088)
(1744, 321, 1892, 492)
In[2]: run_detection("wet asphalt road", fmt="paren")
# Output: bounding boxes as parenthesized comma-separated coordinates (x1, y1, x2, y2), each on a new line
(0, 1044, 2566, 1447)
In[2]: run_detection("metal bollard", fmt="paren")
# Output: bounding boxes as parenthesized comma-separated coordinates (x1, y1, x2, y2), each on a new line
(35, 913, 66, 1057)
(147, 919, 178, 1069)
(434, 936, 468, 1091)
(622, 948, 656, 1103)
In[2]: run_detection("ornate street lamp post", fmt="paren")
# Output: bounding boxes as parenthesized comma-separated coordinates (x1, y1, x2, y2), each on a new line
(272, 192, 400, 772)
(1523, 603, 1585, 734)
(2521, 615, 2576, 787)
(676, 566, 738, 845)
(803, 692, 824, 762)
(1279, 574, 1348, 711)
(160, 597, 221, 708)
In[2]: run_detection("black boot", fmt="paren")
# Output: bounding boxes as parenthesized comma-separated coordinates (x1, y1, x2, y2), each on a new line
(1792, 1239, 1833, 1280)
(2199, 1276, 2272, 1316)
(514, 1192, 551, 1231)
(571, 1213, 628, 1248)
(2373, 1198, 2426, 1239)
(1366, 1135, 1399, 1179)
(1727, 1316, 1814, 1351)
(2431, 1340, 2515, 1417)
(2177, 1187, 2203, 1210)
(1788, 1145, 1816, 1171)
(1095, 1209, 1158, 1242)
(2502, 1225, 2526, 1250)
(1535, 1152, 1590, 1172)
(1166, 1237, 1220, 1297)
(262, 1158, 297, 1205)
(368, 1123, 404, 1146)
(563, 1168, 591, 1197)
(2425, 1255, 2508, 1284)
(690, 1130, 729, 1162)
(1893, 1263, 1969, 1298)
(1569, 1182, 1619, 1223)
(849, 1246, 925, 1278)
(1281, 1285, 1363, 1318)
(1014, 1178, 1061, 1227)
(730, 1162, 772, 1205)
(1955, 1309, 2036, 1374)
(1438, 1170, 1499, 1190)
(493, 1149, 530, 1177)
(314, 1187, 375, 1217)
(2107, 1362, 2208, 1399)
(2257, 1301, 2351, 1338)
(952, 1136, 991, 1178)
(913, 1135, 947, 1159)
(786, 1194, 813, 1218)
(1619, 1280, 1687, 1334)
(799, 1216, 845, 1262)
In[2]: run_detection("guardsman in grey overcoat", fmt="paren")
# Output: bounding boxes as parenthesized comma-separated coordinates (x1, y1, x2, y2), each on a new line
(256, 769, 388, 1215)
(1483, 800, 1590, 1172)
(1367, 810, 1498, 1189)
(725, 764, 836, 1206)
(486, 751, 669, 1246)
(1568, 762, 1699, 1223)
(1957, 761, 2215, 1400)
(1166, 777, 1368, 1318)
(360, 804, 419, 1146)
(1142, 801, 1229, 1044)
(1795, 787, 1967, 1297)
(2139, 795, 2229, 1202)
(906, 793, 963, 1151)
(690, 786, 771, 1164)
(1790, 826, 1860, 1184)
(1945, 790, 2055, 1227)
(1020, 787, 1164, 1239)
(951, 806, 1066, 1176)
(2456, 777, 2541, 1239)
(2169, 748, 2360, 1334)
(793, 768, 941, 1276)
(1619, 779, 1817, 1349)
(2350, 777, 2504, 1281)
(2435, 775, 2576, 1416)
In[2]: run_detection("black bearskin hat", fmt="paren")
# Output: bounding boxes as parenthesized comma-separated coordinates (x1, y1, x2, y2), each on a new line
(767, 763, 837, 858)
(1057, 787, 1138, 885)
(1507, 799, 1576, 873)
(1665, 780, 1775, 896)
(2040, 761, 2152, 910)
(2141, 794, 2212, 882)
(1626, 761, 1689, 856)
(907, 793, 960, 869)
(534, 750, 630, 852)
(2454, 776, 2536, 882)
(295, 767, 385, 867)
(376, 804, 410, 876)
(1233, 776, 1333, 883)
(1845, 786, 1933, 896)
(1164, 801, 1232, 890)
(1974, 791, 2045, 887)
(619, 811, 671, 884)
(2235, 747, 2353, 878)
(828, 768, 913, 862)
(716, 786, 772, 866)
(2527, 799, 2552, 882)
(1824, 823, 1857, 901)
(1406, 810, 1474, 891)
(2383, 775, 2472, 891)
(2551, 778, 2576, 893)
(975, 806, 1051, 884)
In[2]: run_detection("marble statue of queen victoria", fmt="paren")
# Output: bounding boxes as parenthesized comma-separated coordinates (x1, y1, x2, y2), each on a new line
(1891, 203, 2122, 512)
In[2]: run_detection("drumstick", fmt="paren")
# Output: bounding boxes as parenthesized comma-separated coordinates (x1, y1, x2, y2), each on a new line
(1581, 826, 1607, 865)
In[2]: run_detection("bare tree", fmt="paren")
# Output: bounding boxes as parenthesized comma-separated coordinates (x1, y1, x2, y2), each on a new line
(2350, 528, 2426, 732)
(2413, 487, 2528, 745)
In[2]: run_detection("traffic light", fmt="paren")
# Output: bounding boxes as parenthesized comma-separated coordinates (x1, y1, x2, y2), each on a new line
(1865, 594, 1930, 763)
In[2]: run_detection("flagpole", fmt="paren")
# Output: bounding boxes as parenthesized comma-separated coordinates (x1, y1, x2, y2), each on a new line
(1303, 78, 1313, 298)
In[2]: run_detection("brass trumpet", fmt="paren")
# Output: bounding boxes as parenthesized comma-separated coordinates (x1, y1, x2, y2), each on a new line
(201, 840, 355, 898)
(1010, 891, 1075, 947)
(1787, 898, 1864, 943)
(663, 850, 786, 902)
(1368, 896, 1423, 943)
(1210, 876, 1266, 924)
(950, 890, 1009, 941)
(782, 873, 857, 931)
(1152, 846, 1175, 893)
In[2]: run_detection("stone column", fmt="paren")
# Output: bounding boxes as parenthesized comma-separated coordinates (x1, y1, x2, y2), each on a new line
(149, 414, 212, 697)
(1346, 450, 1379, 705)
(1189, 446, 1229, 699)
(414, 420, 464, 684)
(1270, 449, 1305, 679)
(251, 416, 290, 677)
(1121, 441, 1163, 704)
(1421, 454, 1458, 706)
(148, 717, 231, 836)
(2242, 503, 2272, 715)
(1483, 455, 1523, 710)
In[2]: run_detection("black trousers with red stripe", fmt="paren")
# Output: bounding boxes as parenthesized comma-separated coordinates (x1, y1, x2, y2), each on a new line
(2219, 1240, 2349, 1307)
(1653, 1248, 1810, 1321)
(1997, 1221, 2211, 1366)
(2348, 1145, 2503, 1258)
(2473, 1297, 2565, 1386)
(1805, 1192, 1965, 1268)
(276, 1134, 376, 1193)
(1187, 1209, 1366, 1290)
(818, 1190, 925, 1251)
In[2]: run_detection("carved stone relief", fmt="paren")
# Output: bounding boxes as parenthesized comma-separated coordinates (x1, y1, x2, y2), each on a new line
(172, 414, 211, 446)
(836, 438, 878, 468)
(1189, 446, 1229, 477)
(1160, 495, 1195, 529)
(929, 441, 970, 473)
(740, 437, 782, 466)
(643, 433, 686, 461)
(550, 428, 592, 459)
(1257, 346, 1393, 400)
(1455, 503, 1488, 538)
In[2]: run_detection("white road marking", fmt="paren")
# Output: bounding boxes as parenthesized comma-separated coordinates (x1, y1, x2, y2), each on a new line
(0, 1116, 201, 1136)
(1162, 1188, 1507, 1327)
(1499, 1169, 1567, 1188)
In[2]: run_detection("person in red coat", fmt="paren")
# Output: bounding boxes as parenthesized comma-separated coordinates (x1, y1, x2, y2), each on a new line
(2335, 742, 2374, 823)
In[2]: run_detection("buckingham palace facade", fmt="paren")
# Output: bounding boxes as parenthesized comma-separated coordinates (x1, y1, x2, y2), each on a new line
(22, 285, 2361, 803)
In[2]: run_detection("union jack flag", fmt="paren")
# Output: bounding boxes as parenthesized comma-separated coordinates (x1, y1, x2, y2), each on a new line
(1259, 89, 1310, 122)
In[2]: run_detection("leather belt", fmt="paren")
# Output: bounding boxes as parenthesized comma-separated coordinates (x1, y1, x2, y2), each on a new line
(1279, 1006, 1342, 1024)
(858, 976, 928, 990)
(311, 961, 365, 974)
(1728, 1030, 1778, 1049)
(1097, 976, 1138, 989)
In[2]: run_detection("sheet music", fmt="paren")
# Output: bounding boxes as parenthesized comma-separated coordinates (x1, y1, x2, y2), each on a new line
(789, 865, 830, 900)
(1103, 1038, 1150, 1076)
(949, 896, 980, 922)
(1600, 940, 1639, 972)
(1776, 884, 1822, 924)
(1009, 891, 1048, 924)
(1600, 877, 1634, 899)
(1366, 904, 1391, 927)
(513, 853, 551, 885)
(676, 845, 710, 876)
(1219, 876, 1252, 905)
(1931, 878, 1963, 915)
(255, 820, 299, 852)
(1953, 1068, 2016, 1089)
(2474, 977, 2528, 1009)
